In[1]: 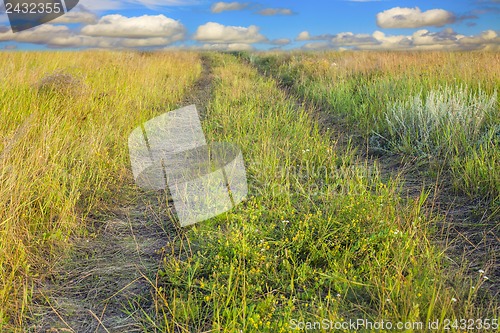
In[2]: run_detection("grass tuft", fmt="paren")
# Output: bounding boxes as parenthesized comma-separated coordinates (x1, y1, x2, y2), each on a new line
(378, 85, 497, 157)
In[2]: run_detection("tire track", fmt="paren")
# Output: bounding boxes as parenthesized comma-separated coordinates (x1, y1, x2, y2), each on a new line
(26, 55, 214, 333)
(245, 54, 499, 308)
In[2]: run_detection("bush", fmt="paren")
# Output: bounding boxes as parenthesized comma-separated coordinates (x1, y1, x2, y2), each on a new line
(379, 86, 497, 157)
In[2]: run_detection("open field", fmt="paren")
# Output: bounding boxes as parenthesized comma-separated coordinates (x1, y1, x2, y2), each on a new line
(248, 51, 500, 205)
(0, 51, 498, 332)
(0, 51, 201, 329)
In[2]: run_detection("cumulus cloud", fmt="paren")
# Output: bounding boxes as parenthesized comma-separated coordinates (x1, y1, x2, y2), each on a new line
(376, 7, 455, 28)
(458, 29, 500, 49)
(411, 28, 460, 46)
(193, 22, 266, 43)
(258, 8, 294, 16)
(374, 29, 498, 51)
(0, 14, 187, 48)
(211, 2, 248, 13)
(370, 30, 411, 49)
(296, 28, 499, 51)
(81, 14, 185, 39)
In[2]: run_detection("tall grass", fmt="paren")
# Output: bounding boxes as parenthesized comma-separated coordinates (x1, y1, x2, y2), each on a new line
(378, 86, 499, 201)
(379, 86, 496, 155)
(141, 53, 494, 332)
(249, 51, 500, 210)
(0, 51, 201, 329)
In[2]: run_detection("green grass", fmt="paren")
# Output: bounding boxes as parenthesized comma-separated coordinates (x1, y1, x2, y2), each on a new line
(378, 85, 499, 201)
(142, 53, 496, 332)
(1, 50, 497, 332)
(248, 51, 500, 212)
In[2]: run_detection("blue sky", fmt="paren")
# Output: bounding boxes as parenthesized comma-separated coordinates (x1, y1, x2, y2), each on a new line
(0, 0, 499, 50)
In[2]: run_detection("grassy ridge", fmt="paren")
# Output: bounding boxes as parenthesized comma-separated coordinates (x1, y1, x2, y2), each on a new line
(249, 51, 500, 212)
(0, 51, 201, 329)
(148, 54, 494, 332)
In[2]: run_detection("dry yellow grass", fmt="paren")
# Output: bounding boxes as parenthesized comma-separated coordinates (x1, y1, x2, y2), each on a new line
(0, 51, 201, 328)
(294, 51, 499, 89)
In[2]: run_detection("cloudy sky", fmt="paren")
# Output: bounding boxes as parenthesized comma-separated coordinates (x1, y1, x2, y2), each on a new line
(0, 0, 499, 50)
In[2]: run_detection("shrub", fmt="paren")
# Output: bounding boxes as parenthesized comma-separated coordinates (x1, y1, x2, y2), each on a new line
(379, 86, 497, 157)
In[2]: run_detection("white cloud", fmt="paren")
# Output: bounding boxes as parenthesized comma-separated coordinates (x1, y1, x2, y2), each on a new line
(297, 28, 499, 51)
(367, 29, 499, 50)
(47, 35, 114, 48)
(118, 37, 183, 47)
(295, 31, 333, 41)
(459, 30, 500, 48)
(411, 28, 458, 46)
(370, 30, 410, 49)
(362, 30, 453, 50)
(297, 31, 378, 46)
(201, 43, 254, 51)
(376, 7, 455, 28)
(51, 8, 98, 24)
(193, 22, 266, 43)
(211, 2, 248, 13)
(302, 41, 332, 50)
(331, 32, 379, 46)
(271, 38, 291, 46)
(81, 14, 185, 39)
(0, 24, 72, 44)
(296, 31, 312, 41)
(258, 8, 294, 16)
(0, 14, 186, 48)
(44, 34, 182, 48)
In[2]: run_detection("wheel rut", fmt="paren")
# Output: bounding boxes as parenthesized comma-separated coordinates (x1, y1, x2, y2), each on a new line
(26, 54, 215, 333)
(245, 54, 499, 305)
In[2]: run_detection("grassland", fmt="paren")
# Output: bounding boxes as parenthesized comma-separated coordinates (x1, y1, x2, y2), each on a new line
(0, 51, 201, 329)
(0, 51, 498, 332)
(145, 53, 498, 332)
(248, 51, 500, 207)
